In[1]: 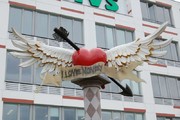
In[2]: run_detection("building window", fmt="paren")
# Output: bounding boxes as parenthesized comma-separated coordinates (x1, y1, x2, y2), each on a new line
(8, 6, 83, 44)
(64, 108, 76, 120)
(35, 106, 48, 120)
(162, 41, 180, 65)
(6, 52, 45, 85)
(9, 7, 22, 32)
(76, 109, 85, 120)
(157, 117, 180, 120)
(151, 74, 180, 105)
(6, 52, 34, 83)
(63, 108, 84, 120)
(102, 110, 144, 120)
(96, 24, 134, 49)
(140, 1, 173, 26)
(152, 39, 180, 67)
(49, 107, 60, 120)
(3, 104, 84, 120)
(155, 39, 179, 61)
(112, 112, 121, 120)
(124, 113, 135, 120)
(6, 52, 20, 82)
(20, 105, 31, 120)
(3, 103, 145, 120)
(102, 111, 111, 120)
(35, 12, 48, 38)
(3, 104, 18, 120)
(22, 9, 33, 35)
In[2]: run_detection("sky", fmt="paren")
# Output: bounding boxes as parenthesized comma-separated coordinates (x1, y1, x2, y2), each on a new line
(174, 0, 180, 2)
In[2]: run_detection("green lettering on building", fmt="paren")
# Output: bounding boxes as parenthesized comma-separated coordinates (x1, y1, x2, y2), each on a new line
(105, 0, 119, 12)
(74, 0, 120, 12)
(75, 0, 83, 3)
(89, 0, 102, 7)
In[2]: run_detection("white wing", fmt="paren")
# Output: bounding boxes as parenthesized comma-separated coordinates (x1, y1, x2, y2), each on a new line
(10, 28, 74, 74)
(106, 22, 172, 70)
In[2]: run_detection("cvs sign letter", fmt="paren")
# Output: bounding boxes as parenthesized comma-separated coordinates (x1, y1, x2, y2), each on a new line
(75, 0, 119, 12)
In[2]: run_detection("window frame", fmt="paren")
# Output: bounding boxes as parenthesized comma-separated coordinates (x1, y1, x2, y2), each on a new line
(151, 74, 180, 100)
(140, 1, 174, 27)
(96, 23, 134, 49)
(8, 6, 84, 44)
(151, 39, 180, 67)
(3, 103, 145, 120)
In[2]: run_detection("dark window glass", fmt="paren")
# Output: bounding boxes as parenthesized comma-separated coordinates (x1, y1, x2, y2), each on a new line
(170, 43, 179, 61)
(157, 117, 165, 120)
(96, 25, 105, 48)
(73, 20, 83, 44)
(156, 6, 165, 23)
(9, 7, 83, 45)
(125, 31, 133, 43)
(3, 104, 18, 120)
(140, 2, 173, 26)
(164, 8, 172, 25)
(151, 74, 180, 99)
(155, 40, 179, 62)
(124, 113, 135, 120)
(151, 74, 161, 97)
(148, 3, 156, 21)
(50, 107, 59, 120)
(35, 106, 48, 120)
(178, 80, 180, 98)
(20, 105, 30, 120)
(64, 108, 76, 120)
(136, 114, 143, 120)
(140, 2, 149, 20)
(49, 15, 58, 39)
(102, 111, 111, 120)
(106, 27, 114, 49)
(22, 10, 33, 34)
(6, 53, 20, 82)
(112, 112, 121, 120)
(35, 12, 48, 37)
(159, 76, 169, 98)
(76, 109, 84, 120)
(9, 7, 22, 32)
(116, 29, 126, 45)
(21, 59, 32, 83)
(96, 24, 134, 49)
(167, 77, 179, 99)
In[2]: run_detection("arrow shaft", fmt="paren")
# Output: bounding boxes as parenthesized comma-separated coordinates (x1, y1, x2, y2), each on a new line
(54, 28, 80, 51)
(108, 77, 127, 91)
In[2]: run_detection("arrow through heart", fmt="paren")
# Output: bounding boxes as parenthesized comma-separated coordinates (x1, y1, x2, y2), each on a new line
(53, 27, 133, 97)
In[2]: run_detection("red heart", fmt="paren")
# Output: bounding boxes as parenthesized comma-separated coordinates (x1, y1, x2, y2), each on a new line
(72, 48, 107, 66)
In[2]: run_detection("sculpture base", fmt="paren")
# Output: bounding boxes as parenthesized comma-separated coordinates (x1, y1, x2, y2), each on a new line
(72, 75, 110, 120)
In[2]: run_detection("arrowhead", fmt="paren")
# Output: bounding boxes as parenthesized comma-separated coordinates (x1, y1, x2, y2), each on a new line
(119, 84, 133, 97)
(108, 76, 133, 97)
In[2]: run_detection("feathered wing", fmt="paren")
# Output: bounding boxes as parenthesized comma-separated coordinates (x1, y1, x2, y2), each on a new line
(105, 22, 172, 82)
(10, 28, 74, 74)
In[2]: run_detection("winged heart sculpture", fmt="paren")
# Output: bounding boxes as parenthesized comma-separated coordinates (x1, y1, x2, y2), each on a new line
(10, 22, 172, 86)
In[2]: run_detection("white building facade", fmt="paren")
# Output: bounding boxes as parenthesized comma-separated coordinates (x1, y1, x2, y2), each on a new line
(0, 0, 180, 120)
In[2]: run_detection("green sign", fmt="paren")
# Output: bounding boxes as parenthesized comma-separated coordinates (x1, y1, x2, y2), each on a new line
(75, 0, 119, 12)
